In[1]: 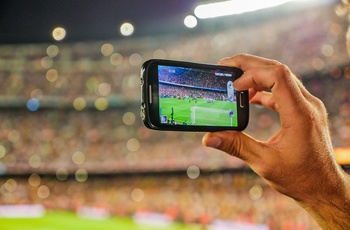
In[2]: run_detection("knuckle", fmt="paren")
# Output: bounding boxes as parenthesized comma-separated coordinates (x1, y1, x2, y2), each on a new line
(267, 59, 282, 66)
(274, 63, 291, 76)
(233, 53, 251, 61)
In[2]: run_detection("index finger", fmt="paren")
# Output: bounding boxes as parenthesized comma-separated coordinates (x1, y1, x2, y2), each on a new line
(219, 54, 310, 125)
(219, 54, 281, 70)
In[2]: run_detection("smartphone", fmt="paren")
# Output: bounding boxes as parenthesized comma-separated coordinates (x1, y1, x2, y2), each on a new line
(140, 59, 249, 131)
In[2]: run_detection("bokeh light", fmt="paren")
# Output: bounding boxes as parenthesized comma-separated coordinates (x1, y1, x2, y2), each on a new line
(187, 165, 200, 179)
(4, 179, 17, 193)
(29, 155, 42, 168)
(110, 53, 123, 66)
(94, 97, 109, 111)
(56, 168, 69, 181)
(27, 98, 40, 111)
(73, 97, 87, 111)
(120, 22, 134, 36)
(0, 145, 6, 158)
(37, 185, 50, 199)
(72, 151, 85, 165)
(122, 112, 136, 125)
(101, 43, 114, 56)
(97, 83, 111, 96)
(28, 174, 41, 187)
(249, 185, 263, 200)
(322, 44, 334, 57)
(7, 130, 20, 143)
(52, 27, 66, 41)
(46, 69, 59, 82)
(126, 138, 140, 152)
(153, 49, 167, 59)
(46, 45, 59, 57)
(312, 58, 325, 70)
(131, 188, 145, 202)
(209, 172, 223, 184)
(184, 15, 198, 28)
(41, 56, 53, 69)
(129, 53, 142, 66)
(30, 89, 43, 99)
(75, 169, 88, 182)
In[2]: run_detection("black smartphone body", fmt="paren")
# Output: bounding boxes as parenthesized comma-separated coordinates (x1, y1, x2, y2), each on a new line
(140, 59, 249, 131)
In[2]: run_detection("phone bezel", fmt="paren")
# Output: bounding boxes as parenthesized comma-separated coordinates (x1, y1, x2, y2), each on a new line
(141, 59, 249, 131)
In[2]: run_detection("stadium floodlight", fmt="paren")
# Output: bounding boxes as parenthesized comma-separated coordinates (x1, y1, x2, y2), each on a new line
(194, 0, 312, 19)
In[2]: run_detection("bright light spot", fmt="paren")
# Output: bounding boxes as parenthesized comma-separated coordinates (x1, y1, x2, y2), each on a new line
(95, 98, 109, 111)
(120, 22, 134, 36)
(101, 43, 114, 56)
(73, 97, 87, 111)
(184, 15, 198, 28)
(75, 169, 88, 182)
(187, 165, 200, 179)
(194, 0, 309, 19)
(52, 27, 66, 41)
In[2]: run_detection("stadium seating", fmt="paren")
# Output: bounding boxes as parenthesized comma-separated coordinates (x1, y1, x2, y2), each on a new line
(0, 4, 349, 229)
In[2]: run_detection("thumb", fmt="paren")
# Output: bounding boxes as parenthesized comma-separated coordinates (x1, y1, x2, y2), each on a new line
(202, 131, 262, 164)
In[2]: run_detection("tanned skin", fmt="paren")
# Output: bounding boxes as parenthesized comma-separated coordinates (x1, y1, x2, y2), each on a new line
(202, 54, 350, 229)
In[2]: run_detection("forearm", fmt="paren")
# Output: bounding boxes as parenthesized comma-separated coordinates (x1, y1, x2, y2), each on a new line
(297, 170, 350, 229)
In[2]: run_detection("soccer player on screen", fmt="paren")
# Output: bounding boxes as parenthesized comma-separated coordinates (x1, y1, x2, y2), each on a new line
(227, 81, 234, 102)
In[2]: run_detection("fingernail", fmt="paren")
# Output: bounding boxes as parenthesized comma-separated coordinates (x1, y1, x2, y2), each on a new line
(205, 135, 222, 148)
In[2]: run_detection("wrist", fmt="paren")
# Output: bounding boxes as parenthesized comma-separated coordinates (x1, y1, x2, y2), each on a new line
(297, 169, 350, 229)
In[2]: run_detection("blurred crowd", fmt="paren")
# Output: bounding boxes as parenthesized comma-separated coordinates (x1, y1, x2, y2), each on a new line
(0, 172, 320, 229)
(159, 85, 225, 101)
(159, 67, 228, 89)
(0, 3, 349, 229)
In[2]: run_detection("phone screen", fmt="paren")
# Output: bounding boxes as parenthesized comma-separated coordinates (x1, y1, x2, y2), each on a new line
(157, 65, 240, 127)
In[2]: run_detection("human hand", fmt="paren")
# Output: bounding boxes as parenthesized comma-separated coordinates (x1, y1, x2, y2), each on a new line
(202, 54, 350, 228)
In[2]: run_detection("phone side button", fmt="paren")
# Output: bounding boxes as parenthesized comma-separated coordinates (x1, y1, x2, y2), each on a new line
(239, 92, 245, 108)
(149, 85, 152, 104)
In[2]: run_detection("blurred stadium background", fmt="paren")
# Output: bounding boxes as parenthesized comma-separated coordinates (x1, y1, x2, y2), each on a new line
(0, 0, 350, 229)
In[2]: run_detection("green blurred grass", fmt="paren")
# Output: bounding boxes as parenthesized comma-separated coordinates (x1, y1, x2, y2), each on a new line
(160, 98, 237, 126)
(0, 211, 201, 230)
